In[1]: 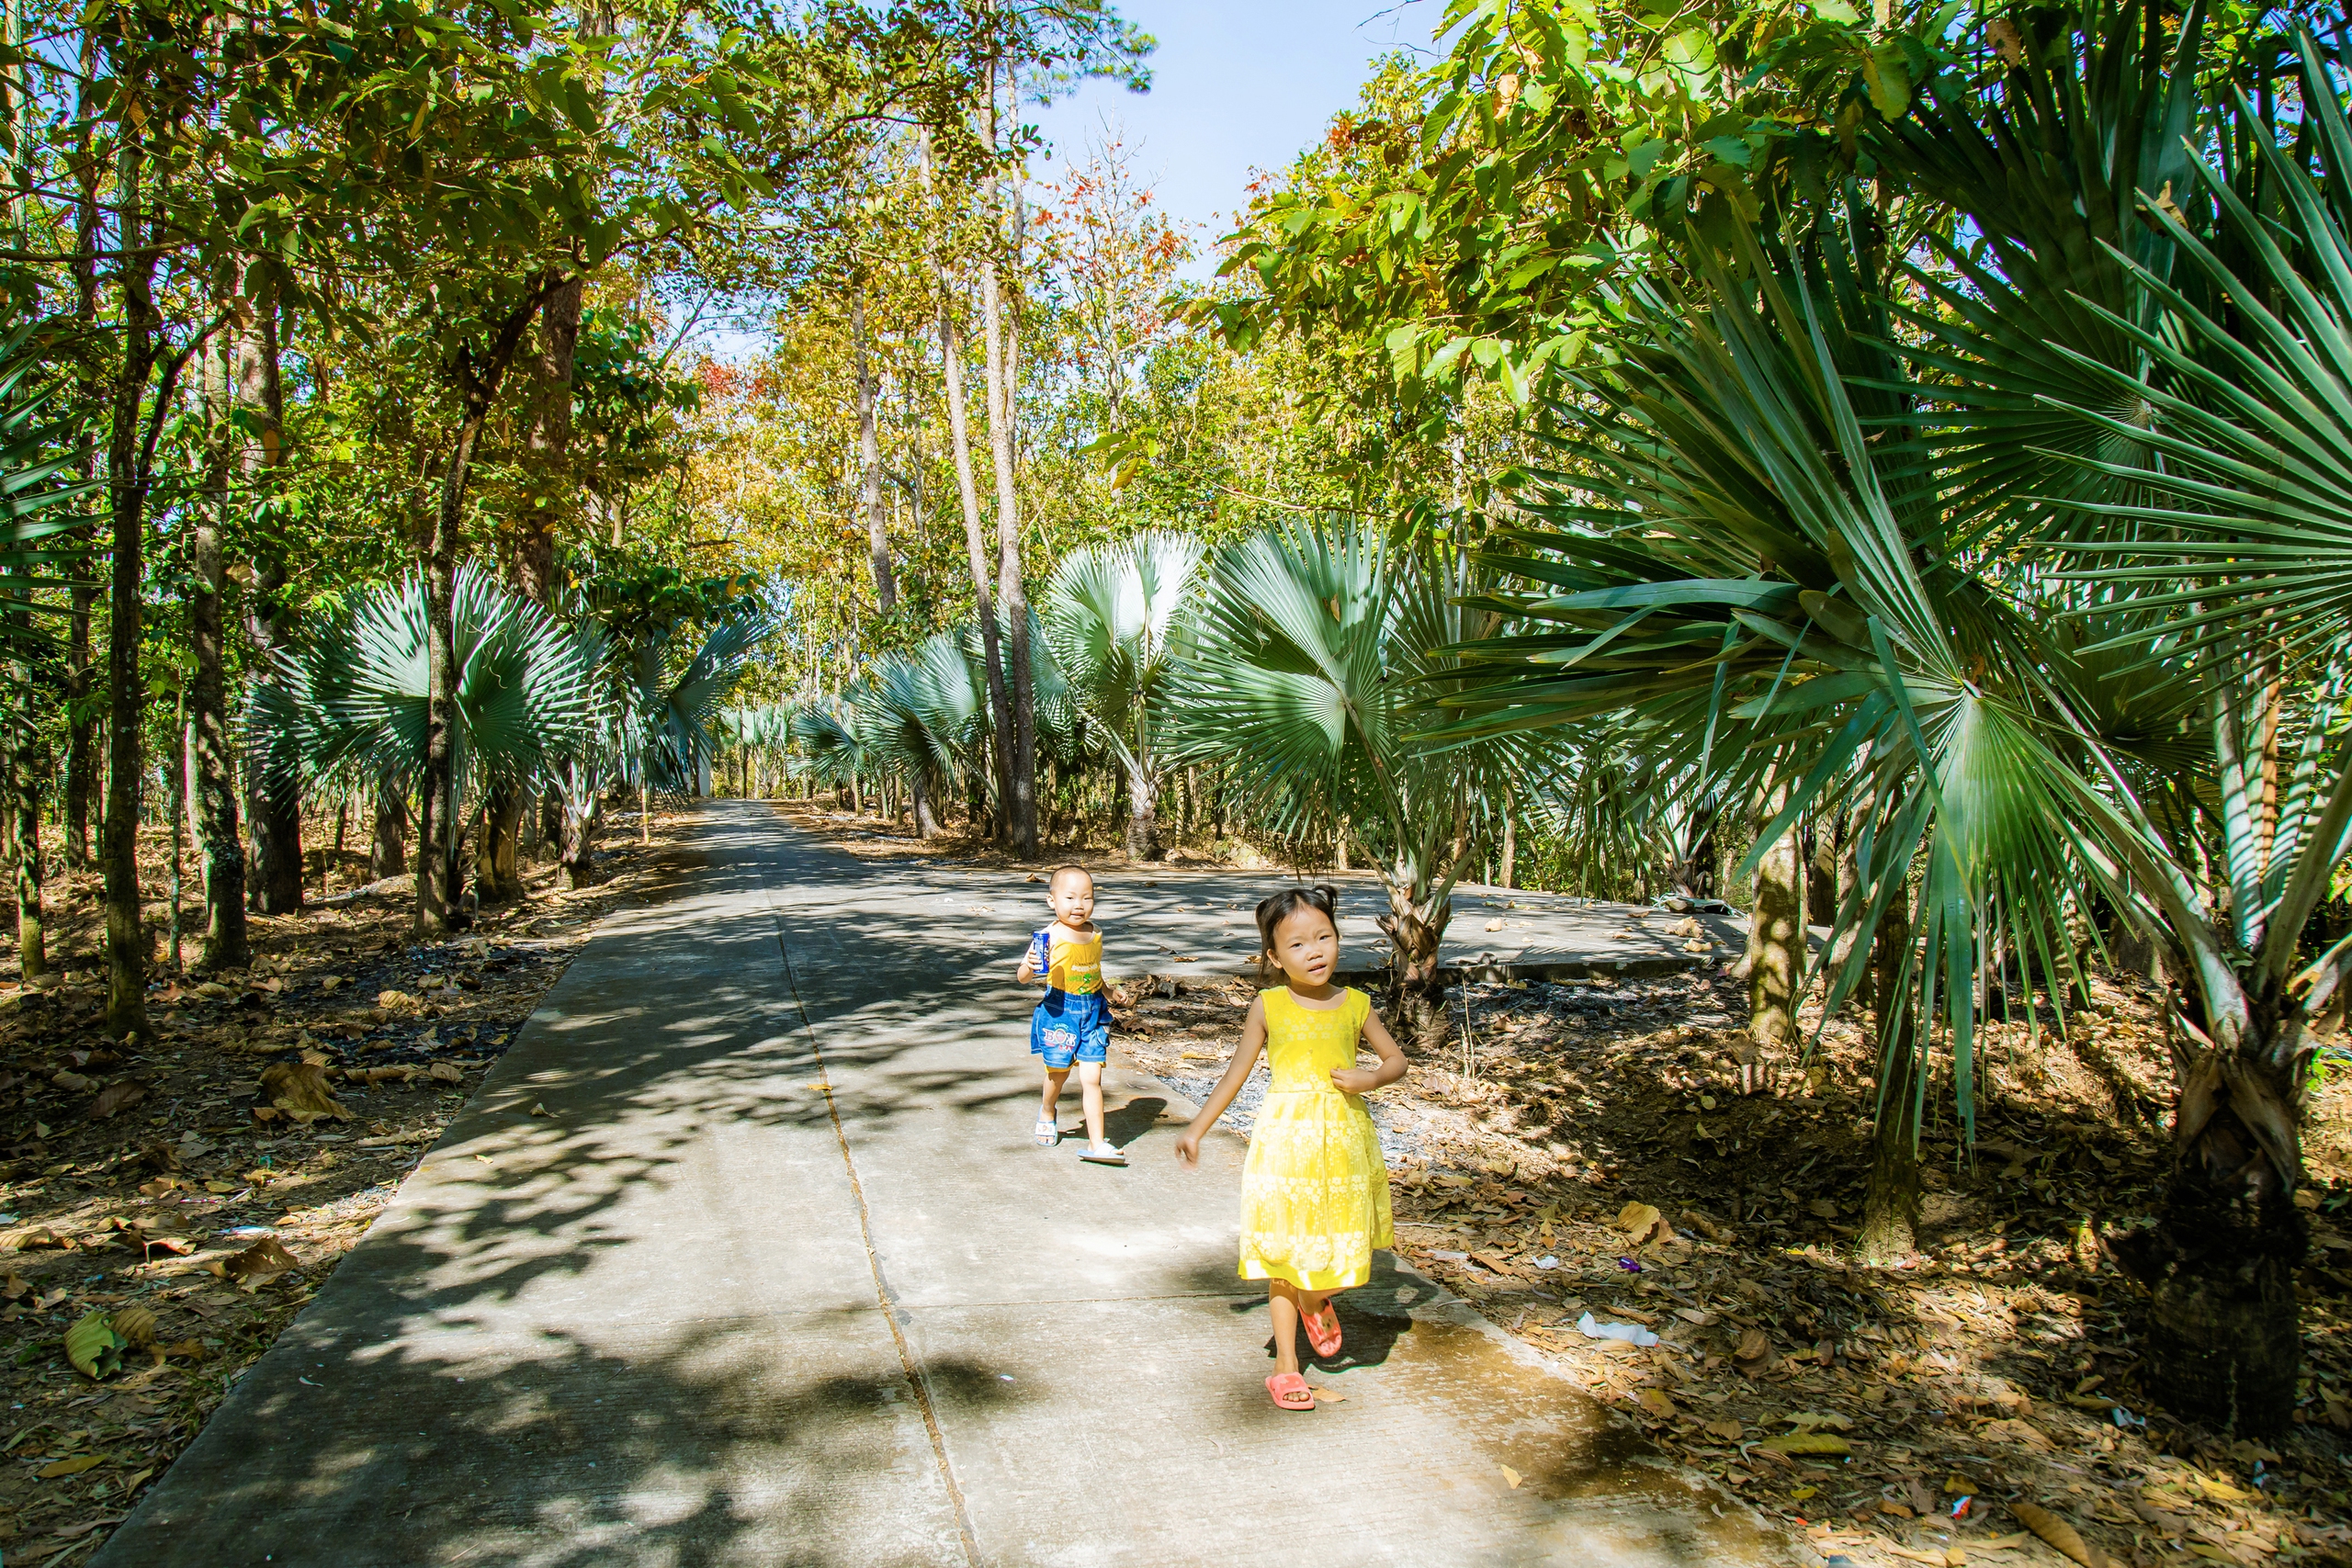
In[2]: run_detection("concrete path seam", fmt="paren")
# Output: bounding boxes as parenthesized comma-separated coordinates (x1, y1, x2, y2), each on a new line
(757, 863, 986, 1568)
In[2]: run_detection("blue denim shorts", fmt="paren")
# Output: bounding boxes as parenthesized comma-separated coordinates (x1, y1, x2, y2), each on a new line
(1031, 989, 1111, 1069)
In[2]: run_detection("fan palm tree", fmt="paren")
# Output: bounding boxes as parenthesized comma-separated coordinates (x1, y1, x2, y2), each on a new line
(1170, 520, 1571, 1047)
(1446, 9, 2352, 1432)
(1039, 529, 1205, 860)
(854, 631, 993, 838)
(251, 566, 598, 919)
(1440, 208, 2119, 1264)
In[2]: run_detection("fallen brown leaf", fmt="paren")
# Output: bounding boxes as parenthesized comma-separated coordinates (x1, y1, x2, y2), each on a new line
(86, 1080, 148, 1119)
(110, 1305, 157, 1348)
(208, 1235, 300, 1292)
(260, 1061, 353, 1121)
(2008, 1501, 2106, 1567)
(38, 1454, 101, 1478)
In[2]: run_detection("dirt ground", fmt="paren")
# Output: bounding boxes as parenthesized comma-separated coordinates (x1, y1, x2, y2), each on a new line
(797, 800, 2352, 1568)
(0, 809, 690, 1566)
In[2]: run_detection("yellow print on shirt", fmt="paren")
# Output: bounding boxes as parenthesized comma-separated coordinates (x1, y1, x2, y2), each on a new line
(1047, 927, 1102, 995)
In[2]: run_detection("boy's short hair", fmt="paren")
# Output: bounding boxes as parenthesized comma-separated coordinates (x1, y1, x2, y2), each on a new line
(1048, 863, 1093, 890)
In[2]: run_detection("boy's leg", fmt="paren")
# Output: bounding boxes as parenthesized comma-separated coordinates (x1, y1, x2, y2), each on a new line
(1040, 1066, 1070, 1123)
(1268, 1281, 1303, 1377)
(1077, 1061, 1108, 1147)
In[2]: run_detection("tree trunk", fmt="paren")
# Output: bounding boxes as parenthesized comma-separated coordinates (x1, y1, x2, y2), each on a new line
(1746, 773, 1803, 1053)
(1123, 760, 1157, 861)
(415, 286, 552, 933)
(9, 699, 43, 985)
(979, 74, 1037, 860)
(62, 28, 96, 876)
(415, 423, 480, 936)
(559, 778, 598, 889)
(166, 690, 184, 972)
(516, 274, 582, 608)
(1377, 881, 1453, 1055)
(910, 774, 941, 840)
(1828, 805, 1870, 1011)
(370, 778, 407, 879)
(100, 98, 154, 1039)
(852, 286, 897, 614)
(239, 283, 300, 917)
(1856, 894, 1920, 1265)
(476, 784, 523, 904)
(191, 303, 248, 971)
(1499, 793, 1516, 890)
(2116, 1043, 2305, 1434)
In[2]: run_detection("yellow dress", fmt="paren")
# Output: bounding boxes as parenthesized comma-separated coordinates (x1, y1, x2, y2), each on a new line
(1238, 987, 1393, 1292)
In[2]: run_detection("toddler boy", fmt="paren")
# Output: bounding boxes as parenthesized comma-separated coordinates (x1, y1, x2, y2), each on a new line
(1016, 864, 1125, 1165)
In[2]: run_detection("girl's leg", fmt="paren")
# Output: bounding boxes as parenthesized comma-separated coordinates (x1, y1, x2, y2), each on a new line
(1040, 1067, 1071, 1123)
(1077, 1061, 1108, 1147)
(1268, 1280, 1303, 1376)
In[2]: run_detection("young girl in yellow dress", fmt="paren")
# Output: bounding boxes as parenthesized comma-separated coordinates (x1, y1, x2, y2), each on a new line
(1174, 885, 1408, 1410)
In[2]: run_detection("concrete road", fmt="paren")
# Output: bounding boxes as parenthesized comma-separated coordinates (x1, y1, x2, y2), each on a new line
(93, 802, 1797, 1568)
(832, 840, 1741, 986)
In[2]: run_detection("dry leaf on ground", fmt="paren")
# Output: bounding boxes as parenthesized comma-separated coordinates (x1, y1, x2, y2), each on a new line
(87, 1080, 147, 1118)
(209, 1236, 300, 1292)
(260, 1061, 353, 1121)
(2008, 1501, 2106, 1567)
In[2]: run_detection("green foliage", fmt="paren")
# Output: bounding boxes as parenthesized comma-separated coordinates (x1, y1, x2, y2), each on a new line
(250, 566, 596, 807)
(1038, 528, 1203, 789)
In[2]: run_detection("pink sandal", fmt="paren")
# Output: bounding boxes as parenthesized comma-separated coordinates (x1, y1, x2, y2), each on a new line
(1303, 1303, 1343, 1359)
(1266, 1372, 1315, 1411)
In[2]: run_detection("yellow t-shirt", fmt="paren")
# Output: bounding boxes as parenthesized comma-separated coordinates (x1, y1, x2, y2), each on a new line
(1046, 925, 1102, 995)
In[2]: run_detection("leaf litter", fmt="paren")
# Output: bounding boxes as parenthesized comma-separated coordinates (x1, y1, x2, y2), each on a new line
(0, 808, 689, 1561)
(1109, 954, 2352, 1567)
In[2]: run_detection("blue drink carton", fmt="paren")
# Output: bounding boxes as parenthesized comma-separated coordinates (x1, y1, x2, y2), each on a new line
(1027, 929, 1053, 980)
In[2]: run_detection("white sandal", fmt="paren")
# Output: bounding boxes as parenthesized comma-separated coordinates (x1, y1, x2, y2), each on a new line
(1080, 1143, 1127, 1166)
(1035, 1120, 1059, 1146)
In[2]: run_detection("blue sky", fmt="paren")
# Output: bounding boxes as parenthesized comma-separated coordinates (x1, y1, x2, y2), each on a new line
(1026, 0, 1444, 277)
(692, 3, 1439, 354)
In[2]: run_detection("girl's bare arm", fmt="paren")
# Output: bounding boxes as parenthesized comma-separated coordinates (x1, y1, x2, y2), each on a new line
(1331, 1006, 1408, 1095)
(1174, 998, 1267, 1168)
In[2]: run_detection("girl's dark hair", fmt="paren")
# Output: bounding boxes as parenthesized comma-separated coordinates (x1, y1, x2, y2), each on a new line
(1255, 884, 1340, 968)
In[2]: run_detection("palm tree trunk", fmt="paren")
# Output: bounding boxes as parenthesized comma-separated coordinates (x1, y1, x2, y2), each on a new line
(2124, 1038, 2304, 1433)
(1746, 772, 1803, 1052)
(370, 778, 406, 879)
(1857, 895, 1920, 1265)
(1122, 760, 1158, 862)
(1376, 875, 1453, 1054)
(476, 784, 523, 903)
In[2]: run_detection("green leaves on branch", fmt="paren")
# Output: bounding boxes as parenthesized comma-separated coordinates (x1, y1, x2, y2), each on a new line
(1208, 0, 1956, 408)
